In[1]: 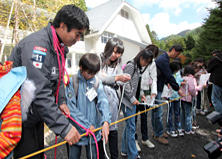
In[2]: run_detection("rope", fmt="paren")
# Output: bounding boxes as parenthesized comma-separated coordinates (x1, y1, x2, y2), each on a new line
(18, 95, 187, 159)
(66, 114, 99, 159)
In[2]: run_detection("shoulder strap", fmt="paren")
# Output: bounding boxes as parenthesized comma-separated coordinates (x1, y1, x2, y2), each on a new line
(72, 74, 99, 96)
(94, 75, 100, 91)
(72, 74, 79, 96)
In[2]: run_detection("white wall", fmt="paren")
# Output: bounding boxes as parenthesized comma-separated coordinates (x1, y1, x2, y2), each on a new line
(121, 39, 140, 65)
(106, 8, 141, 43)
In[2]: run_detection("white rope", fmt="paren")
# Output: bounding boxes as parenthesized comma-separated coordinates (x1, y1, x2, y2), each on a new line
(103, 139, 110, 159)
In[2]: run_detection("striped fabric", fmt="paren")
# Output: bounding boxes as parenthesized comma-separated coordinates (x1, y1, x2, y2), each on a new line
(0, 61, 22, 159)
(0, 91, 22, 159)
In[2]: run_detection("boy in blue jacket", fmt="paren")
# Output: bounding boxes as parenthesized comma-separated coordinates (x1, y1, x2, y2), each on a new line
(65, 53, 111, 159)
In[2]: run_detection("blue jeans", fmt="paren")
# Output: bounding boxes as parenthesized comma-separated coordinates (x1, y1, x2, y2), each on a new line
(121, 104, 138, 159)
(181, 101, 192, 132)
(151, 91, 163, 137)
(69, 143, 97, 159)
(212, 84, 222, 114)
(166, 101, 181, 131)
(135, 105, 148, 141)
(192, 97, 197, 123)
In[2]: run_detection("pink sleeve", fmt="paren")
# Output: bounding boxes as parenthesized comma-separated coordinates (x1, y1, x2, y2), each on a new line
(188, 77, 198, 97)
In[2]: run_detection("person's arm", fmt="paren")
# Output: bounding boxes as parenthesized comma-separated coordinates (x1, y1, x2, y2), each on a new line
(9, 41, 72, 139)
(188, 77, 198, 97)
(123, 62, 139, 105)
(156, 57, 179, 91)
(0, 91, 22, 159)
(96, 81, 111, 143)
(150, 61, 157, 96)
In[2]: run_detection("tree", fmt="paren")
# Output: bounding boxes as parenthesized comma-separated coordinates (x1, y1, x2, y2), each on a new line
(193, 0, 222, 61)
(185, 34, 195, 51)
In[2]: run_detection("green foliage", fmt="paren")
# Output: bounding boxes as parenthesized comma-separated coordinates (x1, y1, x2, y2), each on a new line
(185, 34, 195, 51)
(193, 0, 222, 62)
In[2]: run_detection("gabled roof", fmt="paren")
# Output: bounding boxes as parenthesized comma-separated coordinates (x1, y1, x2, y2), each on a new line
(85, 0, 123, 33)
(85, 0, 151, 45)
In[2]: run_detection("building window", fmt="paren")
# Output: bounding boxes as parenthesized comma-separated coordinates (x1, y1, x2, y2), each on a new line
(121, 9, 129, 19)
(101, 32, 114, 43)
(75, 53, 83, 70)
(80, 34, 84, 41)
(67, 58, 71, 68)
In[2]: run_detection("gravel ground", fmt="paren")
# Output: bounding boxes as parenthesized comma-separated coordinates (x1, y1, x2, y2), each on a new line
(43, 104, 220, 159)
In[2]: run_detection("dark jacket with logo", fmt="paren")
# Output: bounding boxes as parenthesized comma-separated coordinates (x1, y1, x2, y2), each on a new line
(8, 23, 72, 138)
(207, 53, 222, 87)
(155, 52, 179, 92)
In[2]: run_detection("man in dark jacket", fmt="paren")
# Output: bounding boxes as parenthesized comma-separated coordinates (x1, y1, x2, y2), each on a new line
(152, 44, 183, 145)
(207, 50, 222, 114)
(8, 5, 89, 159)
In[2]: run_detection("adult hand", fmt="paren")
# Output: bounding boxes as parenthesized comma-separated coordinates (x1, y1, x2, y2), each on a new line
(59, 104, 70, 117)
(101, 122, 109, 144)
(115, 74, 131, 83)
(178, 89, 184, 97)
(65, 126, 81, 145)
(132, 99, 140, 106)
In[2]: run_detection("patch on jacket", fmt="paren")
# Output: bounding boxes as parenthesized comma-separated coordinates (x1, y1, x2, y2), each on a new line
(32, 46, 47, 69)
(67, 92, 73, 99)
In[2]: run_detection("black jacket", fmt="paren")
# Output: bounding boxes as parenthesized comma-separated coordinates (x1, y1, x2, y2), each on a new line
(8, 23, 72, 138)
(207, 53, 222, 87)
(155, 52, 179, 92)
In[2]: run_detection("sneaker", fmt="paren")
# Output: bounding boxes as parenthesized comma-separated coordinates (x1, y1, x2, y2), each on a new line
(204, 109, 209, 113)
(142, 140, 155, 148)
(135, 155, 141, 159)
(177, 130, 184, 136)
(192, 124, 199, 130)
(135, 140, 141, 152)
(196, 109, 205, 115)
(185, 130, 195, 134)
(167, 131, 178, 137)
(153, 135, 169, 145)
(121, 152, 127, 157)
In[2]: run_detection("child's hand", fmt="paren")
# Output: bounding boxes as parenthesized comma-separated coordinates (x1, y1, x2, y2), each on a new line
(132, 100, 140, 106)
(89, 125, 95, 136)
(101, 122, 109, 144)
(141, 95, 146, 103)
(151, 94, 156, 98)
(115, 74, 131, 82)
(102, 71, 107, 77)
(178, 89, 185, 97)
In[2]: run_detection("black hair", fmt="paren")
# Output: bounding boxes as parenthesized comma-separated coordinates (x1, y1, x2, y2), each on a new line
(212, 50, 221, 54)
(183, 65, 195, 76)
(101, 37, 124, 68)
(133, 49, 153, 69)
(52, 4, 89, 32)
(146, 44, 159, 58)
(195, 57, 205, 64)
(170, 61, 181, 73)
(174, 57, 181, 62)
(169, 44, 183, 52)
(79, 53, 100, 74)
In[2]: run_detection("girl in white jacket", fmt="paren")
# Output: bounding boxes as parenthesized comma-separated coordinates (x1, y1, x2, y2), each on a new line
(135, 44, 159, 150)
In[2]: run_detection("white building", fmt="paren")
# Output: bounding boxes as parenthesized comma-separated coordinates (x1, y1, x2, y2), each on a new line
(66, 0, 152, 74)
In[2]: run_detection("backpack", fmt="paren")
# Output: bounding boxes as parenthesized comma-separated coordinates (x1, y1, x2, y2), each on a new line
(72, 73, 100, 102)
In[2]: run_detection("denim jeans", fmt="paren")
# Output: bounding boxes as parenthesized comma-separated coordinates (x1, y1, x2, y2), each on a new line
(69, 142, 97, 159)
(181, 101, 192, 132)
(135, 105, 148, 141)
(121, 104, 138, 159)
(151, 91, 163, 137)
(166, 101, 181, 131)
(192, 97, 197, 123)
(212, 84, 222, 114)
